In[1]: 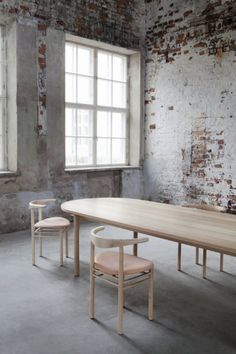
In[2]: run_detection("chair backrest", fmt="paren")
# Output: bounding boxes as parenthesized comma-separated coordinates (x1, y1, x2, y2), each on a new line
(29, 199, 56, 229)
(184, 204, 225, 213)
(29, 199, 56, 209)
(90, 226, 149, 249)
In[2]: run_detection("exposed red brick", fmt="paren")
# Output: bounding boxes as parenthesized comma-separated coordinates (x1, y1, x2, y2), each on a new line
(38, 58, 46, 70)
(9, 7, 18, 14)
(184, 10, 193, 17)
(20, 5, 30, 12)
(38, 23, 48, 33)
(88, 3, 97, 10)
(217, 139, 224, 144)
(38, 43, 46, 56)
(39, 95, 46, 106)
(194, 42, 207, 48)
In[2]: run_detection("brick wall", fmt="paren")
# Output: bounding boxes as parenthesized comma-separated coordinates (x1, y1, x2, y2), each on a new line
(0, 0, 145, 233)
(144, 0, 236, 207)
(0, 0, 144, 135)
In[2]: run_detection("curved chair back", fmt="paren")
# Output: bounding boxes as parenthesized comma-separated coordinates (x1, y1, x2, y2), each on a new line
(29, 199, 56, 230)
(29, 199, 56, 209)
(90, 226, 149, 249)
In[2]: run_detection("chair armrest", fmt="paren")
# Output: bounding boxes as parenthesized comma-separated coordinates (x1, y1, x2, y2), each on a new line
(121, 237, 149, 247)
(90, 226, 149, 248)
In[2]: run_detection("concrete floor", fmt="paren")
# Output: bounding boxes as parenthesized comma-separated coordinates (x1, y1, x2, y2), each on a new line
(0, 222, 236, 354)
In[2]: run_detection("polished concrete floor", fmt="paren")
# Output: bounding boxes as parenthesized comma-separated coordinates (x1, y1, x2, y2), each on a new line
(0, 222, 236, 354)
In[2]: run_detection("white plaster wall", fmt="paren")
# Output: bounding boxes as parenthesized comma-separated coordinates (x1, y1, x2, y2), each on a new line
(144, 0, 236, 207)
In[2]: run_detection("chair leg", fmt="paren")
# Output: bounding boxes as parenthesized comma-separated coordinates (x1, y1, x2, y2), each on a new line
(89, 272, 95, 319)
(220, 253, 224, 272)
(177, 243, 182, 271)
(117, 279, 124, 334)
(60, 231, 64, 266)
(195, 247, 199, 265)
(133, 231, 138, 256)
(148, 268, 154, 321)
(65, 227, 69, 258)
(32, 236, 36, 266)
(203, 249, 207, 279)
(39, 238, 43, 257)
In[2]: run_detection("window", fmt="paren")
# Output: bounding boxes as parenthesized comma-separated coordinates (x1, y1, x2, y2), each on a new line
(65, 42, 128, 167)
(0, 26, 6, 170)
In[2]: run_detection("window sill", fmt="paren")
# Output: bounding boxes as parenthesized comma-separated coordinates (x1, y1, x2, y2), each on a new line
(65, 165, 141, 174)
(0, 170, 18, 178)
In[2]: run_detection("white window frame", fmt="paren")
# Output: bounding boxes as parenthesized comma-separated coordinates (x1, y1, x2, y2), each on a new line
(65, 43, 129, 168)
(65, 34, 143, 171)
(0, 25, 7, 171)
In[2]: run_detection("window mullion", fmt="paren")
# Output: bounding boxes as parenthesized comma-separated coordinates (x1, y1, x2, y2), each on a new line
(93, 49, 98, 166)
(110, 113, 112, 165)
(126, 57, 130, 165)
(110, 54, 113, 165)
(75, 47, 78, 165)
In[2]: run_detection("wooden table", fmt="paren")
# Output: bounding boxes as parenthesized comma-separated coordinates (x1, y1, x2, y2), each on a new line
(61, 198, 236, 276)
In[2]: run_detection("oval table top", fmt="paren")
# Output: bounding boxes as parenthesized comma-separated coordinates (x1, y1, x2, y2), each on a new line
(61, 198, 236, 256)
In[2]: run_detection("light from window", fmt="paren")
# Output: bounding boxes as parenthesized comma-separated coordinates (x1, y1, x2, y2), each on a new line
(65, 42, 128, 167)
(0, 26, 6, 171)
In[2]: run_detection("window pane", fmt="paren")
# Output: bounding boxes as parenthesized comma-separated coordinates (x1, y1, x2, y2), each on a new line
(97, 111, 111, 137)
(77, 109, 93, 136)
(77, 138, 93, 165)
(77, 76, 93, 104)
(65, 42, 129, 168)
(97, 138, 111, 164)
(98, 51, 112, 79)
(66, 74, 76, 103)
(112, 113, 126, 138)
(65, 43, 77, 73)
(77, 46, 93, 76)
(66, 137, 76, 166)
(97, 79, 112, 106)
(112, 139, 126, 164)
(112, 82, 126, 108)
(65, 108, 76, 137)
(113, 55, 127, 82)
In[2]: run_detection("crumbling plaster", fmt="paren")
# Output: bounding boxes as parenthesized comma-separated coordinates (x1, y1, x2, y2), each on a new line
(0, 0, 145, 233)
(144, 0, 236, 207)
(1, 0, 236, 233)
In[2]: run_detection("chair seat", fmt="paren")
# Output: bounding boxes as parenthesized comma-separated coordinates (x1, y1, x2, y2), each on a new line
(95, 251, 153, 276)
(35, 217, 70, 229)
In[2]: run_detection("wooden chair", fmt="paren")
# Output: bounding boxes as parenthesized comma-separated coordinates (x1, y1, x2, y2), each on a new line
(29, 199, 70, 266)
(89, 226, 154, 335)
(178, 204, 225, 278)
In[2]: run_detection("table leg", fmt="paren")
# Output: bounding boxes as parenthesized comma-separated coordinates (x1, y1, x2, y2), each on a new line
(177, 243, 182, 271)
(195, 247, 199, 265)
(74, 215, 80, 277)
(220, 253, 224, 272)
(203, 249, 207, 279)
(133, 231, 138, 256)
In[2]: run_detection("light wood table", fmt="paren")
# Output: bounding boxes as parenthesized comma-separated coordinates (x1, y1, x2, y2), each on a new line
(61, 198, 236, 277)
